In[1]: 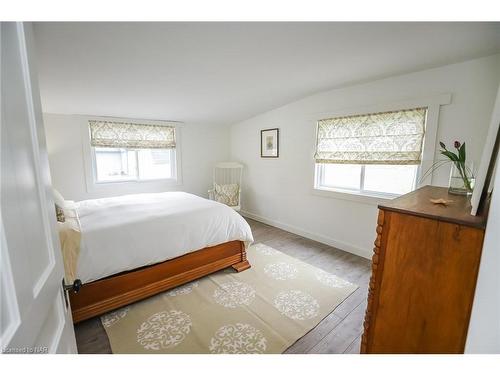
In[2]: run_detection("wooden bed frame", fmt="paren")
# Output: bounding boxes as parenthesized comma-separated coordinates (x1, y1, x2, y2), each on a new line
(69, 240, 250, 323)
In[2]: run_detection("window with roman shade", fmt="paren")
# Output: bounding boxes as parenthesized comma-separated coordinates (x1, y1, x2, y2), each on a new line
(314, 107, 427, 165)
(88, 119, 178, 183)
(89, 120, 176, 149)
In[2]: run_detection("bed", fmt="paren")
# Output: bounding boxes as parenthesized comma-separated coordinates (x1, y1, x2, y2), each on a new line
(57, 191, 254, 323)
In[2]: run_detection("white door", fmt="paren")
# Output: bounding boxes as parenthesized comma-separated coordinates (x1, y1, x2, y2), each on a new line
(1, 22, 77, 354)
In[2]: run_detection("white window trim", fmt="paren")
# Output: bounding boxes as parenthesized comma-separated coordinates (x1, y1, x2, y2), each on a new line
(310, 93, 452, 205)
(81, 115, 183, 194)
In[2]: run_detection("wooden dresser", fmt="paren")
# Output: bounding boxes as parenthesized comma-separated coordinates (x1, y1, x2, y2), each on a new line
(361, 186, 488, 353)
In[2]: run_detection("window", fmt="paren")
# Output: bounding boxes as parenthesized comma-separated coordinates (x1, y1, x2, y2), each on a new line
(89, 120, 177, 183)
(314, 107, 427, 197)
(94, 147, 175, 182)
(316, 164, 418, 196)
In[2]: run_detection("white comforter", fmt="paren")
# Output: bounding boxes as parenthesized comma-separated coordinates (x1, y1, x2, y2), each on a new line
(75, 192, 253, 283)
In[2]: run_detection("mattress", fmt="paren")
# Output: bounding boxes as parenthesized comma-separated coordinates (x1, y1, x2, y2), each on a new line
(73, 191, 253, 283)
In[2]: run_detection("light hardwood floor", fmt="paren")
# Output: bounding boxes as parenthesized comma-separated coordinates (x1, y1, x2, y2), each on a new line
(73, 217, 371, 354)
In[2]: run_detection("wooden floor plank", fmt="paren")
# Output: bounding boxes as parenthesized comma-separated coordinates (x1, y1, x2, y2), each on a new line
(308, 300, 368, 354)
(344, 335, 362, 354)
(333, 285, 369, 320)
(284, 312, 342, 354)
(73, 216, 371, 354)
(74, 315, 112, 354)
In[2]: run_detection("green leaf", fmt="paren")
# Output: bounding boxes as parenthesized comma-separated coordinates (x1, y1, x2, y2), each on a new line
(418, 159, 451, 183)
(439, 141, 446, 149)
(458, 142, 466, 163)
(441, 150, 459, 162)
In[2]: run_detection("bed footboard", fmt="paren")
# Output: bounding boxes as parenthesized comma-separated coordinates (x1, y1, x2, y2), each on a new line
(69, 240, 249, 323)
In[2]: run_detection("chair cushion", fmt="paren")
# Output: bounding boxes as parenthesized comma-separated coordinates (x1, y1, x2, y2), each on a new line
(214, 183, 239, 207)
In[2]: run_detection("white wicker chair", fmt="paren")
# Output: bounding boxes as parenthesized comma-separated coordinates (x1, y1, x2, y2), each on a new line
(208, 162, 243, 211)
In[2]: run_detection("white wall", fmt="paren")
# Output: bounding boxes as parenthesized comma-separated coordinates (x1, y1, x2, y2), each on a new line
(466, 153, 500, 354)
(230, 54, 500, 258)
(466, 84, 500, 354)
(44, 113, 230, 201)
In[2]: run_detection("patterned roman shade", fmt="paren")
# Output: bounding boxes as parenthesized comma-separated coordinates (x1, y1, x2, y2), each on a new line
(314, 107, 427, 165)
(89, 120, 176, 149)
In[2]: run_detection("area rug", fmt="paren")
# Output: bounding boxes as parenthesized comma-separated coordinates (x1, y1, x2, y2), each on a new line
(101, 243, 358, 354)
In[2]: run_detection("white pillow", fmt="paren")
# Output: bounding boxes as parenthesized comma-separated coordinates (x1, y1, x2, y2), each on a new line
(52, 188, 65, 208)
(214, 183, 239, 207)
(63, 202, 78, 219)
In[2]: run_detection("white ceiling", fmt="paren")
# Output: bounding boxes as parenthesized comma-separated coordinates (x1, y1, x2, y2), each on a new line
(33, 22, 500, 125)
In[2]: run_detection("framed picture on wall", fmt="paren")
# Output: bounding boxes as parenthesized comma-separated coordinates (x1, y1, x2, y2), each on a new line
(261, 128, 279, 158)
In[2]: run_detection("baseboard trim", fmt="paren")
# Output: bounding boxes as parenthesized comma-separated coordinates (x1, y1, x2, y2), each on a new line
(241, 210, 372, 259)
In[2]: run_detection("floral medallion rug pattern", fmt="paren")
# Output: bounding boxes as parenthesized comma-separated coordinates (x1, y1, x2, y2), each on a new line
(101, 243, 358, 353)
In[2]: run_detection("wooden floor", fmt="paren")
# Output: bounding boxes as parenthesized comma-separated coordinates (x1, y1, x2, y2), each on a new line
(73, 217, 371, 354)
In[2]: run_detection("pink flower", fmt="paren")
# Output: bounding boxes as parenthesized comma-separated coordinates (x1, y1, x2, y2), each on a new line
(454, 141, 461, 149)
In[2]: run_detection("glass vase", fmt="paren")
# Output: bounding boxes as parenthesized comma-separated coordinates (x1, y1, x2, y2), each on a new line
(448, 162, 475, 196)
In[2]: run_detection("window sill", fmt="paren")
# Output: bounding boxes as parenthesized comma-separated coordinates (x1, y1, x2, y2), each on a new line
(311, 186, 398, 206)
(94, 177, 179, 185)
(86, 177, 182, 194)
